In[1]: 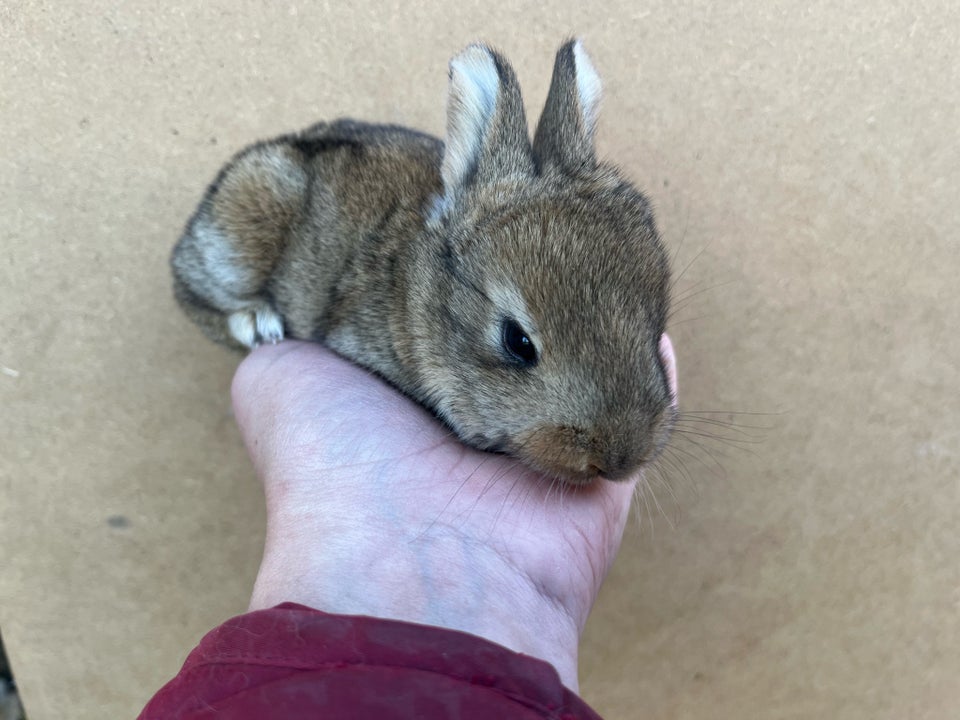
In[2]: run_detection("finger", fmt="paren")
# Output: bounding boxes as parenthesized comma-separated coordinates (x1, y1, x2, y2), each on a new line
(232, 341, 309, 430)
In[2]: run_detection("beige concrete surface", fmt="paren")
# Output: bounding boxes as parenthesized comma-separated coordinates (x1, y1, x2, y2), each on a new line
(2, 1, 958, 718)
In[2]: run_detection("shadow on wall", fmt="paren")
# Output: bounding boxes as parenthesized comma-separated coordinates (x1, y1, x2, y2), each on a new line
(0, 630, 24, 720)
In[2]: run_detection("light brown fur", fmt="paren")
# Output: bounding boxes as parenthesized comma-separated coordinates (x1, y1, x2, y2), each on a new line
(171, 40, 674, 483)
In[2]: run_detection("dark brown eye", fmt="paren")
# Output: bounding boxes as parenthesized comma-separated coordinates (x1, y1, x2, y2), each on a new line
(501, 318, 537, 366)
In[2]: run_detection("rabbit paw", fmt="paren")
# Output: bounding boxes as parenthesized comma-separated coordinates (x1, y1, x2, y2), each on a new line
(227, 306, 285, 348)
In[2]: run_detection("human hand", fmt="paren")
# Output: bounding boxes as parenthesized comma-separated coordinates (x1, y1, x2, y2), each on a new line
(232, 336, 676, 691)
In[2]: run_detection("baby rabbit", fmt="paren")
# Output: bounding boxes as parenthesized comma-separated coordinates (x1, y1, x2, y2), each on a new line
(172, 40, 674, 484)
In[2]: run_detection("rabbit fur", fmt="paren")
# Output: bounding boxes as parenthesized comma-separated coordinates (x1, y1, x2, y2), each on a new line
(171, 40, 674, 483)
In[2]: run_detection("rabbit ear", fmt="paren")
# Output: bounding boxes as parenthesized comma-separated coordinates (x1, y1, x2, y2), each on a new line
(439, 44, 534, 206)
(532, 39, 602, 173)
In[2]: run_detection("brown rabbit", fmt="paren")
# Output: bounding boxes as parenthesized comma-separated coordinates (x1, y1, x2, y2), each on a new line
(171, 40, 675, 484)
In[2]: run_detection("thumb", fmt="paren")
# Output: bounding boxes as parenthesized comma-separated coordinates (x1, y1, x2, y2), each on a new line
(230, 341, 336, 479)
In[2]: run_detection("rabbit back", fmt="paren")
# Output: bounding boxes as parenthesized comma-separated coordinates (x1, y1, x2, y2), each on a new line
(171, 120, 442, 351)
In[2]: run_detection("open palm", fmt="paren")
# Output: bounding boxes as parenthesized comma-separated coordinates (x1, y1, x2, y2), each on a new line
(232, 339, 674, 690)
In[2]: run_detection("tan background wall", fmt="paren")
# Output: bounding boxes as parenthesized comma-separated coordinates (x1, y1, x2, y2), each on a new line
(2, 1, 957, 718)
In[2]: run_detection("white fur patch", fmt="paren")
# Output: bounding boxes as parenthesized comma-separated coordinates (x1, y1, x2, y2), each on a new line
(193, 216, 250, 306)
(228, 311, 257, 348)
(441, 45, 500, 196)
(572, 40, 602, 135)
(424, 192, 453, 227)
(255, 306, 284, 344)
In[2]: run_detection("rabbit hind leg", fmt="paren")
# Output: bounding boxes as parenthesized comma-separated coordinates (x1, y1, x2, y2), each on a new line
(172, 271, 283, 350)
(172, 140, 308, 349)
(227, 304, 284, 347)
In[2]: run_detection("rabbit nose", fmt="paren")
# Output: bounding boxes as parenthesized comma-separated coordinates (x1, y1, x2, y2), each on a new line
(567, 431, 642, 480)
(577, 444, 627, 479)
(591, 450, 636, 481)
(587, 462, 605, 477)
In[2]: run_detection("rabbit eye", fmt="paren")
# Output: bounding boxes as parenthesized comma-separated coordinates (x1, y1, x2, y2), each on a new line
(501, 318, 538, 366)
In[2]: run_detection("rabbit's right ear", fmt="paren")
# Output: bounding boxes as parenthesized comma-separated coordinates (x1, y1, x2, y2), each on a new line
(532, 39, 602, 173)
(437, 44, 535, 217)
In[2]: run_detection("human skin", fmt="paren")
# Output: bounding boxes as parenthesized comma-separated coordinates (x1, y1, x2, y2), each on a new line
(233, 335, 677, 691)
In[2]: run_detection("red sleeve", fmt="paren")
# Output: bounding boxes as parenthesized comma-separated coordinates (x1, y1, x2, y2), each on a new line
(139, 603, 602, 719)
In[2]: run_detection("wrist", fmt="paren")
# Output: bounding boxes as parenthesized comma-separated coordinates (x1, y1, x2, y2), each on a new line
(249, 474, 583, 689)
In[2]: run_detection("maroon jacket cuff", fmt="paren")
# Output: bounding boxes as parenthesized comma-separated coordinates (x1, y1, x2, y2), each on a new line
(139, 603, 602, 719)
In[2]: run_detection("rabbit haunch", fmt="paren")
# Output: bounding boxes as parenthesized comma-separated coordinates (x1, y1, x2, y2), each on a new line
(171, 40, 674, 484)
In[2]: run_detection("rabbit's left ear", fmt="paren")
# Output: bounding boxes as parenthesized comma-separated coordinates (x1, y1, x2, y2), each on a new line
(532, 40, 602, 173)
(439, 45, 535, 208)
